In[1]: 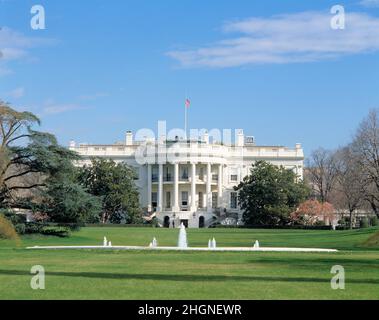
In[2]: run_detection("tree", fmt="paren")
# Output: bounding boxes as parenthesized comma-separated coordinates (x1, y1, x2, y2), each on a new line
(0, 213, 19, 242)
(351, 109, 379, 218)
(77, 158, 141, 224)
(291, 199, 335, 226)
(0, 102, 101, 224)
(235, 161, 309, 226)
(0, 101, 47, 202)
(305, 148, 338, 203)
(334, 146, 366, 229)
(41, 181, 101, 223)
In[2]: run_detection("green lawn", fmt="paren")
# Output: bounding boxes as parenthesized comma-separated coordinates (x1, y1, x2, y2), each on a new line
(0, 227, 379, 300)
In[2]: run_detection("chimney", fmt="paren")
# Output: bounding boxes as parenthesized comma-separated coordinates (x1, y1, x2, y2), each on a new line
(236, 130, 244, 147)
(69, 140, 76, 148)
(295, 143, 302, 149)
(203, 131, 209, 144)
(126, 131, 133, 146)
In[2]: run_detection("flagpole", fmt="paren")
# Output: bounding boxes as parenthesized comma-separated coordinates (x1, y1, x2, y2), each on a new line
(185, 102, 188, 141)
(184, 92, 188, 141)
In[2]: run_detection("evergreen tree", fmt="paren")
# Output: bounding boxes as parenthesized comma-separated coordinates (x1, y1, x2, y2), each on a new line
(235, 161, 309, 226)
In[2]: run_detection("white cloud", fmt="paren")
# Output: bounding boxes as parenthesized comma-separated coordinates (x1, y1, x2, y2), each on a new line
(5, 87, 25, 99)
(359, 0, 379, 7)
(0, 66, 12, 76)
(79, 92, 109, 101)
(43, 102, 85, 115)
(167, 11, 379, 68)
(0, 27, 54, 75)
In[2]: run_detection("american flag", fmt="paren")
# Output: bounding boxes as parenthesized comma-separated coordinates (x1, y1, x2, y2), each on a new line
(185, 98, 191, 108)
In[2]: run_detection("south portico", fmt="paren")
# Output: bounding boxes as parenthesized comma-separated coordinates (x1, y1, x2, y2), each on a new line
(146, 161, 225, 228)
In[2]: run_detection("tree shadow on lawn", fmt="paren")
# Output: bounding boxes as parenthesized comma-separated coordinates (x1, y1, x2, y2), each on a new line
(0, 269, 378, 285)
(247, 257, 379, 267)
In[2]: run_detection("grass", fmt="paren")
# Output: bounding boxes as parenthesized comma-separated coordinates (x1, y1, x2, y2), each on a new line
(0, 227, 379, 300)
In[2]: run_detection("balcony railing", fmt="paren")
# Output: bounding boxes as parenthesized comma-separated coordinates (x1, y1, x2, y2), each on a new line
(180, 175, 189, 181)
(164, 175, 172, 182)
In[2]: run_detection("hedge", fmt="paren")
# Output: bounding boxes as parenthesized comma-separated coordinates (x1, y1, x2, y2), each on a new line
(40, 226, 71, 238)
(84, 224, 153, 228)
(214, 225, 334, 230)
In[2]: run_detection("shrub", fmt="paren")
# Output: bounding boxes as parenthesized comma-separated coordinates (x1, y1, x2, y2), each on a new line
(338, 218, 351, 230)
(370, 216, 379, 227)
(360, 217, 369, 229)
(0, 208, 26, 225)
(57, 223, 83, 231)
(15, 224, 26, 235)
(40, 226, 71, 238)
(24, 223, 44, 234)
(0, 214, 20, 242)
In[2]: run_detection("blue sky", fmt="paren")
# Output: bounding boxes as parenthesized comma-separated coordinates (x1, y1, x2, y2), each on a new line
(1, 0, 379, 155)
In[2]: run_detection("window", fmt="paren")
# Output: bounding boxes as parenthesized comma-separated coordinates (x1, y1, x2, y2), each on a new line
(165, 166, 171, 181)
(212, 193, 218, 208)
(181, 191, 188, 207)
(152, 166, 158, 182)
(166, 192, 171, 209)
(181, 167, 189, 180)
(212, 174, 218, 182)
(230, 175, 238, 182)
(199, 167, 204, 180)
(230, 167, 239, 182)
(198, 192, 204, 208)
(152, 192, 158, 210)
(131, 167, 139, 180)
(230, 192, 238, 209)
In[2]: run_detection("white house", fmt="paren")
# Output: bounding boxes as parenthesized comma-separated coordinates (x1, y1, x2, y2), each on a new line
(69, 130, 304, 228)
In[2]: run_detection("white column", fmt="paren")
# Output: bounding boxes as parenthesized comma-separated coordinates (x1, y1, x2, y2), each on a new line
(158, 164, 163, 212)
(173, 163, 180, 212)
(147, 164, 152, 212)
(191, 163, 197, 212)
(206, 162, 212, 213)
(218, 164, 223, 209)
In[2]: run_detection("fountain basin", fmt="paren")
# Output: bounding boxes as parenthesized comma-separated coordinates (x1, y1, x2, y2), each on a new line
(26, 245, 338, 253)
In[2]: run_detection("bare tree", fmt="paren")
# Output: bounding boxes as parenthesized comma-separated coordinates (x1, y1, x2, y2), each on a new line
(352, 109, 379, 217)
(334, 146, 366, 229)
(0, 101, 61, 205)
(0, 101, 40, 187)
(306, 148, 338, 203)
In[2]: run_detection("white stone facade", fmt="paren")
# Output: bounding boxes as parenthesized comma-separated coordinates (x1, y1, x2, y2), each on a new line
(69, 131, 304, 228)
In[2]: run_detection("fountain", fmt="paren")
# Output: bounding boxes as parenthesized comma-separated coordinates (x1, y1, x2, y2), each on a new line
(178, 223, 188, 249)
(29, 226, 338, 253)
(207, 238, 217, 249)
